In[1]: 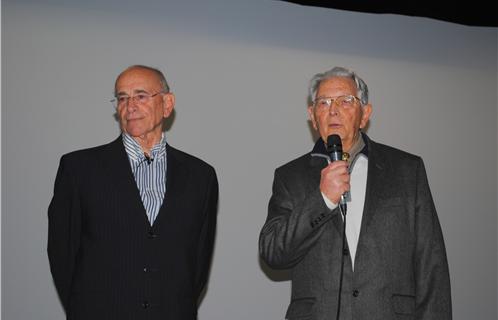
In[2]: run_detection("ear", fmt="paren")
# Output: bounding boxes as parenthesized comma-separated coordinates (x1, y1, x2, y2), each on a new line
(359, 103, 372, 129)
(162, 93, 175, 118)
(307, 106, 318, 130)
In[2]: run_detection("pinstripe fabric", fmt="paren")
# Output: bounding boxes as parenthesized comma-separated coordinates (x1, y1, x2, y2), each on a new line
(122, 133, 167, 225)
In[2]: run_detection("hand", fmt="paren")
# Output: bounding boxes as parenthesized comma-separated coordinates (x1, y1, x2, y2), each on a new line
(320, 160, 350, 204)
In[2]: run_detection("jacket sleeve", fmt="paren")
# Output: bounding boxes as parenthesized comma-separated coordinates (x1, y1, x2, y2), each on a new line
(413, 159, 452, 319)
(259, 168, 339, 269)
(194, 167, 219, 300)
(47, 156, 82, 312)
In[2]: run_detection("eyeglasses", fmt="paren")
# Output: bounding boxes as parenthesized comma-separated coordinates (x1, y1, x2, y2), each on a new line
(110, 91, 165, 108)
(313, 95, 361, 112)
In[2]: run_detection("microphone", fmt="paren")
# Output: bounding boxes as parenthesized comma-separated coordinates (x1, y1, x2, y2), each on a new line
(144, 152, 154, 165)
(326, 134, 348, 207)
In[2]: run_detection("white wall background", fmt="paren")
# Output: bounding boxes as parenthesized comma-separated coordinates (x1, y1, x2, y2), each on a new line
(2, 0, 497, 319)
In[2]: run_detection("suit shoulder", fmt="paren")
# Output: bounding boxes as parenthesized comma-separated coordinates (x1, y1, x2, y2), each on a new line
(59, 139, 117, 164)
(371, 140, 423, 165)
(167, 145, 216, 174)
(274, 152, 310, 177)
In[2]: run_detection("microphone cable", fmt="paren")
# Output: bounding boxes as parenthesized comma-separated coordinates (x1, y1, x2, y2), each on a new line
(336, 203, 347, 320)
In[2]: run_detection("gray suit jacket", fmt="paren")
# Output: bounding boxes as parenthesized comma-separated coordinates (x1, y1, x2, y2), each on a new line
(259, 134, 451, 320)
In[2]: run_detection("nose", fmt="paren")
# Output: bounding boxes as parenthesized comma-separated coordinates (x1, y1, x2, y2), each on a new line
(126, 97, 138, 112)
(328, 102, 340, 116)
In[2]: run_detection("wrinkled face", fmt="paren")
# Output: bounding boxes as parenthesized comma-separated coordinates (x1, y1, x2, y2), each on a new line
(115, 67, 174, 140)
(308, 77, 372, 152)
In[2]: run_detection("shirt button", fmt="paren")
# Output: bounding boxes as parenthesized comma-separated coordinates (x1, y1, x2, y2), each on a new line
(352, 290, 359, 297)
(142, 301, 149, 309)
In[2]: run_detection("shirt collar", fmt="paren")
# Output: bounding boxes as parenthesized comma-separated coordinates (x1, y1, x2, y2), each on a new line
(310, 131, 369, 164)
(122, 132, 167, 163)
(347, 132, 367, 163)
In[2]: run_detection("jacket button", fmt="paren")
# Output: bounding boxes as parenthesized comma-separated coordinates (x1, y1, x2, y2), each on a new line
(143, 267, 148, 273)
(142, 301, 149, 308)
(147, 231, 157, 239)
(352, 290, 359, 297)
(343, 248, 349, 256)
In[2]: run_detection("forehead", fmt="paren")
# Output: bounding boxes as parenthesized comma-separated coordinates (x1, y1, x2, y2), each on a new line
(115, 68, 161, 92)
(316, 77, 357, 96)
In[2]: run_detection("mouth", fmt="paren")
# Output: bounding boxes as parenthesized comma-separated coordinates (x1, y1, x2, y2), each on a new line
(328, 123, 342, 129)
(126, 116, 143, 121)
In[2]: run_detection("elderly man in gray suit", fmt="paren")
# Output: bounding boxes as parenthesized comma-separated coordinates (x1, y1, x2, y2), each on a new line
(259, 67, 451, 320)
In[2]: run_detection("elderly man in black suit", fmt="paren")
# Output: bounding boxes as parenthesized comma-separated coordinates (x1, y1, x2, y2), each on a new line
(259, 67, 451, 320)
(48, 65, 218, 320)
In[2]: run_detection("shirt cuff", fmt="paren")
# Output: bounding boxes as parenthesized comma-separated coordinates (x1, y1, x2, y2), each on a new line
(321, 192, 338, 210)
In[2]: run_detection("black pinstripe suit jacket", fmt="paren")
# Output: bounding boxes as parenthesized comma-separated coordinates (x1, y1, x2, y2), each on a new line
(48, 136, 218, 320)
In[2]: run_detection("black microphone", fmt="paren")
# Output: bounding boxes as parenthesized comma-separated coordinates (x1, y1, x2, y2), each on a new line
(326, 134, 348, 207)
(327, 134, 343, 162)
(144, 152, 154, 165)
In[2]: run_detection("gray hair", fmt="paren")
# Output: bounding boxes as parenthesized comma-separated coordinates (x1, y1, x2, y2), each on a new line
(114, 65, 170, 96)
(307, 66, 369, 106)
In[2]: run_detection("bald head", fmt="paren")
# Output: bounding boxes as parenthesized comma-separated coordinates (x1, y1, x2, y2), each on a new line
(114, 65, 170, 97)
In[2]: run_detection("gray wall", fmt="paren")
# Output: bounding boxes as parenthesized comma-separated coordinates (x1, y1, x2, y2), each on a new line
(2, 0, 497, 319)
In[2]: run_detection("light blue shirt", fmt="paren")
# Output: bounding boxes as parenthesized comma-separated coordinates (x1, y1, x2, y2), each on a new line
(122, 133, 167, 225)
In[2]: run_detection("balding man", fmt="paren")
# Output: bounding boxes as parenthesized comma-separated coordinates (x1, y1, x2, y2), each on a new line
(48, 65, 218, 320)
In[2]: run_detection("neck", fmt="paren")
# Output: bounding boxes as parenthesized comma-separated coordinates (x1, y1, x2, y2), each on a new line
(345, 133, 365, 164)
(343, 132, 362, 153)
(132, 133, 162, 154)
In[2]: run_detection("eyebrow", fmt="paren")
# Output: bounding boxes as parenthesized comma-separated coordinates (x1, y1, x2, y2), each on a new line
(316, 95, 354, 99)
(116, 89, 150, 96)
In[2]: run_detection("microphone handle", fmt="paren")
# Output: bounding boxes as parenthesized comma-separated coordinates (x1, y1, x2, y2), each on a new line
(330, 151, 342, 162)
(330, 151, 348, 205)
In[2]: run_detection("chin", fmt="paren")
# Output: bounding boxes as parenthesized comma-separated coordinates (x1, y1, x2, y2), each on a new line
(125, 128, 146, 138)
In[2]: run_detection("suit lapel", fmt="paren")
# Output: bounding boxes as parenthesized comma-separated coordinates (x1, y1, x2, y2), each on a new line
(360, 141, 389, 233)
(151, 145, 189, 230)
(354, 138, 392, 273)
(102, 137, 151, 228)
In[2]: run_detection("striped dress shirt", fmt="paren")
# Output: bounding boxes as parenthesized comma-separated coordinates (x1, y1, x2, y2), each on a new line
(122, 133, 167, 225)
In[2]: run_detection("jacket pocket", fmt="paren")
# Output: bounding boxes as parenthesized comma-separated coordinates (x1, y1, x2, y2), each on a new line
(285, 297, 316, 320)
(391, 294, 415, 315)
